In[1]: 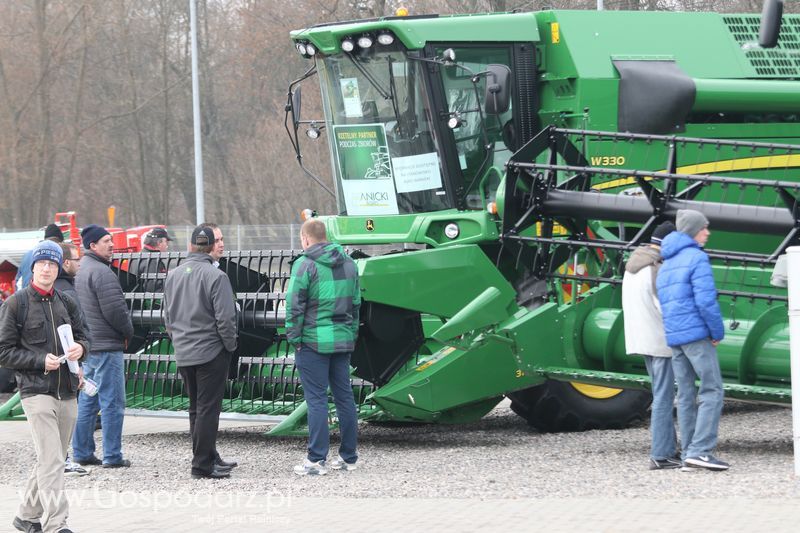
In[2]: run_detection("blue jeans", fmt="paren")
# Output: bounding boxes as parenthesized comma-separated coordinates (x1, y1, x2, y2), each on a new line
(295, 346, 358, 464)
(671, 339, 724, 459)
(72, 351, 126, 465)
(643, 356, 677, 460)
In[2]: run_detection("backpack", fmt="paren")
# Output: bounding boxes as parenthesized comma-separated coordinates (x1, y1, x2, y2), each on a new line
(15, 292, 28, 333)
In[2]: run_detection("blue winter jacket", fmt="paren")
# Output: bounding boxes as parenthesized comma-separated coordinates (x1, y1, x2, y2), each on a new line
(656, 231, 725, 347)
(14, 249, 34, 291)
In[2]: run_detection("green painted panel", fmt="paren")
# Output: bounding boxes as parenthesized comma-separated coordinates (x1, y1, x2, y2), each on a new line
(322, 210, 499, 247)
(358, 244, 517, 317)
(546, 11, 752, 79)
(292, 13, 540, 54)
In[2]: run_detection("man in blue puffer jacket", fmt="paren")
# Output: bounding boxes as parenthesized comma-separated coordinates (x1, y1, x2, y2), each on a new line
(656, 209, 728, 472)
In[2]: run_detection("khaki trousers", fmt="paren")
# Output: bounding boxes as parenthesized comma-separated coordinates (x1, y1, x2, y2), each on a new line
(18, 394, 78, 533)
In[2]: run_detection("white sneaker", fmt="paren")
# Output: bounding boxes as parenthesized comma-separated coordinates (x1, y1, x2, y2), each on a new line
(293, 459, 328, 476)
(328, 455, 357, 471)
(64, 461, 91, 477)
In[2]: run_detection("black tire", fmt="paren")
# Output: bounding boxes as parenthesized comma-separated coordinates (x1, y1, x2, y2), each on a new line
(508, 380, 651, 432)
(0, 368, 16, 393)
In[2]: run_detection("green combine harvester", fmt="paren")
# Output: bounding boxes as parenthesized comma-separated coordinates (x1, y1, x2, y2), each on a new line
(2, 2, 799, 435)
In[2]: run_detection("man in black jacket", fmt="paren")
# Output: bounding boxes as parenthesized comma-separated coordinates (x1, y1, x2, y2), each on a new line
(0, 240, 89, 533)
(56, 241, 91, 478)
(55, 243, 83, 314)
(131, 227, 172, 293)
(71, 224, 134, 469)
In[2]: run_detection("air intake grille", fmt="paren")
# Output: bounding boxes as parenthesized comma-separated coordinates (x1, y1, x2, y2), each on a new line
(724, 14, 800, 77)
(514, 43, 539, 147)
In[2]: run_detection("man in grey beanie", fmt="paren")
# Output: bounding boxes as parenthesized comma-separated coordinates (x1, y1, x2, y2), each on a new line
(656, 209, 727, 471)
(676, 210, 710, 244)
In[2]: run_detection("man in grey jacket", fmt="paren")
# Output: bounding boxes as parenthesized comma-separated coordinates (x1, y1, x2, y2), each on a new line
(72, 224, 134, 469)
(164, 224, 237, 479)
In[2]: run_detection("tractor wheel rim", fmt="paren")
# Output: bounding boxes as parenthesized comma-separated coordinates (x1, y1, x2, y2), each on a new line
(570, 382, 624, 399)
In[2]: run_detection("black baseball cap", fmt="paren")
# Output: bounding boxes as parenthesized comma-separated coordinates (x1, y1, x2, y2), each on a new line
(191, 226, 215, 246)
(147, 227, 174, 241)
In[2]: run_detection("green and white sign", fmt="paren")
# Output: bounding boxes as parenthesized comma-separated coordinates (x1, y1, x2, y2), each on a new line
(333, 123, 399, 216)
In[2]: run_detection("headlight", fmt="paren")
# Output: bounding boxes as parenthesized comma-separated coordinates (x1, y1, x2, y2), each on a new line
(358, 35, 373, 49)
(296, 42, 307, 56)
(306, 43, 317, 56)
(447, 114, 463, 130)
(377, 31, 395, 46)
(306, 125, 321, 139)
(444, 223, 460, 239)
(341, 38, 355, 52)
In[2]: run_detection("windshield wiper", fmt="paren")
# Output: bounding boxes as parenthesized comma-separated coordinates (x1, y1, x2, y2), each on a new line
(345, 53, 410, 141)
(386, 57, 410, 138)
(345, 53, 391, 100)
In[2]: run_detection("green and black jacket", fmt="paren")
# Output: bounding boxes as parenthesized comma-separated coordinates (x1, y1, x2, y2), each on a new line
(285, 242, 361, 354)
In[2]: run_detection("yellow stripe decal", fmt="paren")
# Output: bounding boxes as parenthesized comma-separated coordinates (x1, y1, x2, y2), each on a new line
(591, 154, 800, 191)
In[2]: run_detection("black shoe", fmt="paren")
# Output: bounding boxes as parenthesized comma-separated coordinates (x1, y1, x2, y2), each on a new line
(74, 455, 102, 466)
(215, 457, 238, 469)
(191, 467, 231, 480)
(102, 459, 131, 469)
(649, 456, 681, 470)
(56, 529, 74, 533)
(13, 517, 42, 532)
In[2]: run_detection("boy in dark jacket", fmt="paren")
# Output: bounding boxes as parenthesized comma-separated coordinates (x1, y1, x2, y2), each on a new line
(656, 209, 728, 471)
(56, 241, 91, 478)
(0, 240, 89, 533)
(286, 218, 361, 475)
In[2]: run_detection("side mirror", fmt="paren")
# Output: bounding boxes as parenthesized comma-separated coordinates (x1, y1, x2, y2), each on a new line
(758, 0, 783, 48)
(292, 86, 302, 128)
(484, 64, 511, 115)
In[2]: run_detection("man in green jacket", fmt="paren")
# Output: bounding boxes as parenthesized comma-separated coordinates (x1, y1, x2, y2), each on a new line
(287, 218, 361, 475)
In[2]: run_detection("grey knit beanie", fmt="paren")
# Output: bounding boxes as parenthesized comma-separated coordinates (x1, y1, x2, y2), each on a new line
(676, 209, 709, 237)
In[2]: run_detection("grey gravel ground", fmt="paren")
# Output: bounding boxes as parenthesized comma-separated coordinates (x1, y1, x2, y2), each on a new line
(1, 399, 798, 499)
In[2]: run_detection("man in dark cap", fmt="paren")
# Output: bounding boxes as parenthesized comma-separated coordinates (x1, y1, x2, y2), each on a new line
(14, 223, 64, 292)
(622, 221, 679, 470)
(657, 209, 728, 472)
(163, 224, 237, 479)
(132, 227, 173, 292)
(71, 224, 134, 469)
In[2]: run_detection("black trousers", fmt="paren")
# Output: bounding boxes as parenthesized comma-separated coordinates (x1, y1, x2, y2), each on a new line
(179, 350, 230, 474)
